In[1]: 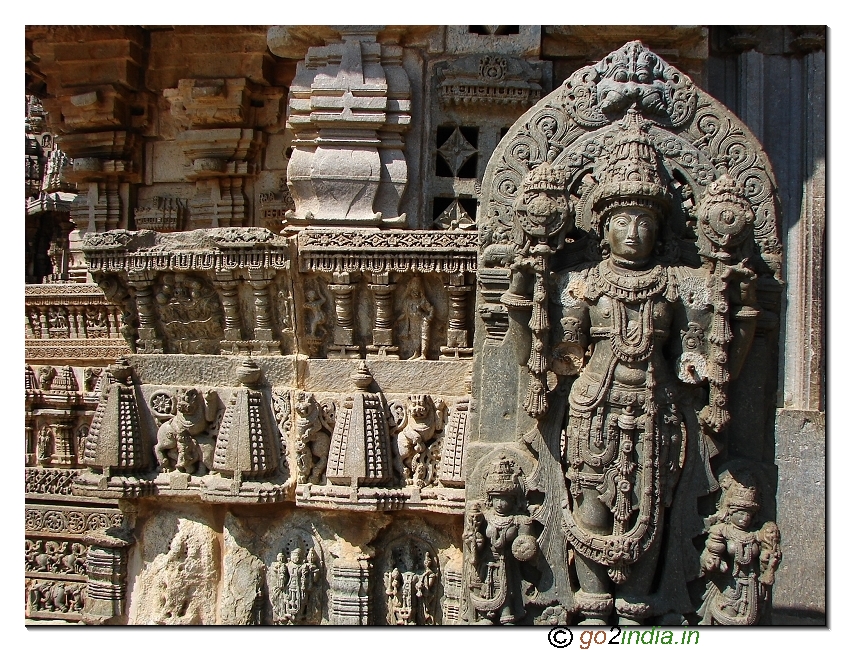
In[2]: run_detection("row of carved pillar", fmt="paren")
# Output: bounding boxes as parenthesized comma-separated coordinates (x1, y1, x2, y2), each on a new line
(324, 271, 473, 361)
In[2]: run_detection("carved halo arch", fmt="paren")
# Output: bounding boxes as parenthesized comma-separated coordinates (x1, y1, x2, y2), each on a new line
(479, 40, 782, 278)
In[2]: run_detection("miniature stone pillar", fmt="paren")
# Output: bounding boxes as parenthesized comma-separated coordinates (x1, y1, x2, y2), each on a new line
(81, 358, 149, 478)
(438, 395, 470, 488)
(82, 528, 133, 625)
(440, 272, 473, 359)
(25, 413, 36, 466)
(126, 272, 163, 353)
(326, 362, 393, 488)
(247, 270, 276, 355)
(214, 272, 243, 353)
(210, 359, 279, 490)
(277, 26, 411, 226)
(50, 416, 76, 467)
(328, 272, 360, 358)
(330, 557, 371, 625)
(366, 272, 399, 359)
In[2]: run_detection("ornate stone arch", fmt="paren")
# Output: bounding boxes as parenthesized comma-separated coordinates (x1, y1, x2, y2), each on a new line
(480, 40, 781, 277)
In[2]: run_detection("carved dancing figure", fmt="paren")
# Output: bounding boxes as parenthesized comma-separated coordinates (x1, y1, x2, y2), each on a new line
(397, 276, 434, 360)
(303, 287, 327, 339)
(392, 394, 446, 487)
(270, 546, 321, 625)
(556, 113, 759, 624)
(464, 455, 538, 624)
(292, 391, 331, 484)
(154, 387, 218, 473)
(697, 471, 781, 625)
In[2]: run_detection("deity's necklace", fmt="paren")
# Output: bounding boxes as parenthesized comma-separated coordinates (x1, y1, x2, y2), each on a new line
(597, 259, 667, 363)
(597, 258, 667, 303)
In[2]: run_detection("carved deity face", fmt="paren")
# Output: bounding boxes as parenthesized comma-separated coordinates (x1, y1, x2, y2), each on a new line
(730, 508, 754, 530)
(604, 206, 659, 267)
(490, 494, 514, 516)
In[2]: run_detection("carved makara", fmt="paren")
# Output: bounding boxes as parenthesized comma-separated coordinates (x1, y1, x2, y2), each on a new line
(154, 387, 219, 474)
(390, 394, 447, 487)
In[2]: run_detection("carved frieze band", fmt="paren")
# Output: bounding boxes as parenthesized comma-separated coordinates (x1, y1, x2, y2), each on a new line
(25, 505, 125, 536)
(297, 229, 478, 274)
(26, 340, 132, 361)
(26, 468, 82, 496)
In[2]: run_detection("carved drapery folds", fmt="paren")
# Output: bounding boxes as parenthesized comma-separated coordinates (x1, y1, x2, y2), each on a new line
(472, 41, 782, 625)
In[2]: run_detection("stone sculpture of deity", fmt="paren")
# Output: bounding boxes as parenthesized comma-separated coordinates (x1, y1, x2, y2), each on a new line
(269, 545, 321, 625)
(464, 455, 538, 624)
(554, 114, 761, 624)
(473, 40, 782, 627)
(697, 471, 782, 625)
(384, 543, 440, 625)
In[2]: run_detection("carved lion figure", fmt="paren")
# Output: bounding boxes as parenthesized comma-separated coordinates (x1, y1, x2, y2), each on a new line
(154, 387, 218, 474)
(393, 394, 446, 487)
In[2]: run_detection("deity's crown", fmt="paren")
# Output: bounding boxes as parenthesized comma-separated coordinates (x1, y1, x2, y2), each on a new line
(521, 161, 567, 194)
(484, 455, 521, 496)
(724, 481, 759, 512)
(591, 111, 670, 218)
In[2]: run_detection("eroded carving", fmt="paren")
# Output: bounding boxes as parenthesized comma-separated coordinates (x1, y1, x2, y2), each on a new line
(384, 538, 440, 625)
(698, 470, 781, 625)
(268, 531, 323, 625)
(155, 273, 224, 354)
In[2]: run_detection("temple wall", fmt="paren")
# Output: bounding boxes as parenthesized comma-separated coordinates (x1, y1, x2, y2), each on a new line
(24, 25, 824, 626)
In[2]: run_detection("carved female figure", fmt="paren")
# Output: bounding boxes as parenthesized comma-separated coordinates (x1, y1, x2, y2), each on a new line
(464, 455, 538, 624)
(397, 276, 434, 360)
(697, 472, 781, 625)
(556, 115, 758, 624)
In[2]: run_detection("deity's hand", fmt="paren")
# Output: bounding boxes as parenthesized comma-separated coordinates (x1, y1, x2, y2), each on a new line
(723, 263, 758, 307)
(702, 552, 723, 573)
